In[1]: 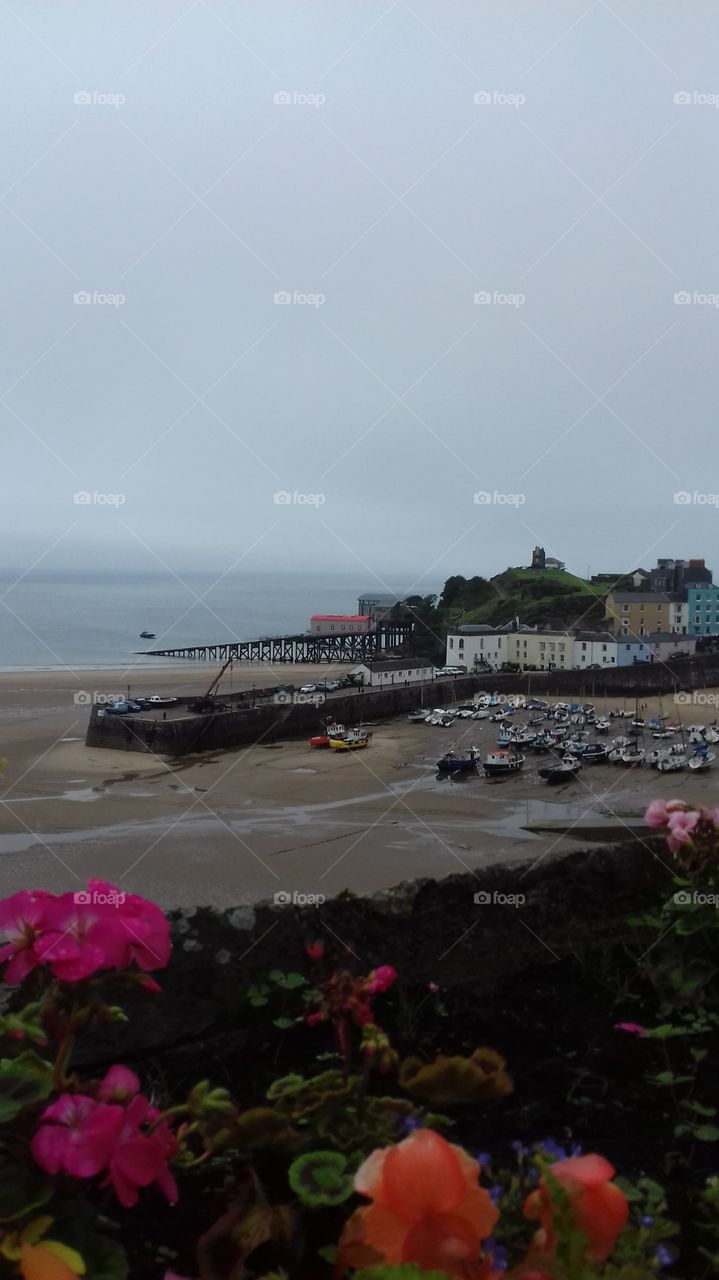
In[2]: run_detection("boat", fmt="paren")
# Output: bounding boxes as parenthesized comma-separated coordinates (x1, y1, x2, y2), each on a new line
(309, 722, 347, 748)
(705, 727, 719, 744)
(408, 709, 429, 723)
(329, 729, 371, 751)
(139, 630, 156, 639)
(621, 747, 646, 766)
(657, 752, 686, 772)
(483, 749, 525, 777)
(688, 747, 715, 771)
(581, 743, 608, 764)
(531, 732, 553, 753)
(594, 718, 610, 732)
(539, 755, 582, 784)
(436, 747, 481, 775)
(651, 728, 674, 740)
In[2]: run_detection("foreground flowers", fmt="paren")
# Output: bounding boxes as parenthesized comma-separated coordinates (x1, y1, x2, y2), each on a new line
(0, 882, 170, 985)
(525, 1153, 629, 1261)
(32, 1066, 178, 1208)
(337, 1128, 499, 1276)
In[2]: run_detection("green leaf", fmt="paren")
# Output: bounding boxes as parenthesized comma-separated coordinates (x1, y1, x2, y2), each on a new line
(288, 1151, 354, 1207)
(273, 1017, 295, 1030)
(266, 1074, 305, 1101)
(0, 1053, 52, 1122)
(270, 970, 306, 990)
(0, 1164, 52, 1220)
(695, 1125, 719, 1142)
(683, 1100, 717, 1117)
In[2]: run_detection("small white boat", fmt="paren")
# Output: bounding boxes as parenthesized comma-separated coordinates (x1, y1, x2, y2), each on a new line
(705, 727, 719, 744)
(594, 718, 610, 733)
(621, 747, 646, 765)
(408, 709, 429, 723)
(483, 750, 525, 777)
(657, 752, 686, 772)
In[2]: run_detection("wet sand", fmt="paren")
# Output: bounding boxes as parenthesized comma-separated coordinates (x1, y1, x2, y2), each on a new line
(0, 671, 716, 908)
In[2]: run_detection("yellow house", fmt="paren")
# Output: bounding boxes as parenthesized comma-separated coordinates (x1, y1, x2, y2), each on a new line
(605, 591, 684, 638)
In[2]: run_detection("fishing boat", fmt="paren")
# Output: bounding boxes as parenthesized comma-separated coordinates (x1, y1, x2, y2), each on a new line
(539, 755, 582, 784)
(436, 747, 481, 775)
(309, 722, 347, 748)
(483, 749, 525, 777)
(139, 630, 156, 639)
(329, 729, 371, 751)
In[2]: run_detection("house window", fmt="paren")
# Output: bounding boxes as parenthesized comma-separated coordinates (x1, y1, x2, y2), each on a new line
(602, 644, 607, 650)
(449, 638, 454, 649)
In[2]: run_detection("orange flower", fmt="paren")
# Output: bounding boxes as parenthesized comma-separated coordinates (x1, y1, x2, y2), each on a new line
(337, 1128, 499, 1277)
(524, 1153, 629, 1261)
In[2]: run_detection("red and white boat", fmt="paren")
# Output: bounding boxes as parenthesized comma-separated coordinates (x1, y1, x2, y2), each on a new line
(309, 722, 347, 748)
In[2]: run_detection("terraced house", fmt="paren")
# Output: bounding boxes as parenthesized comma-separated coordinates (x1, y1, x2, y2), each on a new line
(605, 591, 686, 638)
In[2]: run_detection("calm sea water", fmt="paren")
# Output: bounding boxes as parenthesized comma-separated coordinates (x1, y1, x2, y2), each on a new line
(0, 571, 416, 671)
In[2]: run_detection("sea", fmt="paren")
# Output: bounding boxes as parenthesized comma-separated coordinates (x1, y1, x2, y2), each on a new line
(0, 570, 421, 671)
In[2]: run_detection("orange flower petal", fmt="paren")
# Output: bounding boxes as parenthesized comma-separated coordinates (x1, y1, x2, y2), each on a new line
(20, 1244, 77, 1280)
(450, 1185, 500, 1244)
(402, 1212, 481, 1276)
(382, 1130, 467, 1219)
(360, 1201, 412, 1261)
(555, 1154, 615, 1187)
(573, 1183, 629, 1261)
(355, 1146, 389, 1199)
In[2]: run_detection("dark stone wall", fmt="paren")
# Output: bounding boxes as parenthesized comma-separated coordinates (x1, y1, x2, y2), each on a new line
(70, 838, 669, 1070)
(84, 654, 718, 756)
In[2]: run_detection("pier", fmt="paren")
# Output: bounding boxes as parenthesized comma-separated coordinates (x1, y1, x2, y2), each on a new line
(141, 621, 414, 664)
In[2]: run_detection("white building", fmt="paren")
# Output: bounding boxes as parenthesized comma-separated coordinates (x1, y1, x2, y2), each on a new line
(350, 659, 435, 687)
(310, 614, 372, 635)
(573, 631, 650, 669)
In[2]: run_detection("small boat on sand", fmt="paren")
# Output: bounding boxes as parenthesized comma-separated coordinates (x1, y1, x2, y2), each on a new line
(436, 747, 481, 775)
(309, 722, 347, 748)
(329, 729, 371, 751)
(483, 749, 525, 777)
(539, 755, 582, 784)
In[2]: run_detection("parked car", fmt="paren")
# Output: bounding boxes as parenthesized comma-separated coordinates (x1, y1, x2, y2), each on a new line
(299, 684, 317, 694)
(107, 700, 142, 715)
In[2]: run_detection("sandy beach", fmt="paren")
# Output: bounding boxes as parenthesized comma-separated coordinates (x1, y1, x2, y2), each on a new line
(0, 667, 716, 908)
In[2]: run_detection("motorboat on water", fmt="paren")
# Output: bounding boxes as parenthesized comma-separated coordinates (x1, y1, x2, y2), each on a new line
(436, 747, 481, 775)
(483, 749, 525, 777)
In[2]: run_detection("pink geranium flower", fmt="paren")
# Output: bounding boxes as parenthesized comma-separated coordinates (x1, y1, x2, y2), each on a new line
(105, 1092, 178, 1207)
(614, 1022, 647, 1036)
(366, 965, 397, 994)
(644, 799, 669, 829)
(32, 1094, 124, 1177)
(98, 1064, 141, 1103)
(88, 880, 171, 972)
(666, 809, 700, 852)
(0, 890, 54, 984)
(41, 894, 122, 982)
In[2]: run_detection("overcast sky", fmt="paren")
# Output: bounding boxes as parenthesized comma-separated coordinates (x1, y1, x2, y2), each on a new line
(1, 1, 718, 586)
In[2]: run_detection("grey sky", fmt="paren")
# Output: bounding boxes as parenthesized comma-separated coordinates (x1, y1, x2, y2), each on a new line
(1, 1, 718, 584)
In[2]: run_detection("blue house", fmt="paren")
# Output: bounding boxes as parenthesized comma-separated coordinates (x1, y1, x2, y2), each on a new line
(687, 584, 719, 634)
